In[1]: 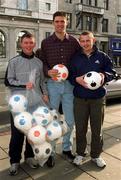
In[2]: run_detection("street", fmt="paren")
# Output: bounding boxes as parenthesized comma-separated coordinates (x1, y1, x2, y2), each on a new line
(0, 84, 121, 180)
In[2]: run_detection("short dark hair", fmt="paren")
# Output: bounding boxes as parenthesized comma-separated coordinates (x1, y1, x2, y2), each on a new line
(53, 11, 67, 21)
(20, 32, 34, 42)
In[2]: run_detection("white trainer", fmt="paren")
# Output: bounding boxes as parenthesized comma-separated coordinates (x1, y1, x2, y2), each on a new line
(91, 157, 106, 168)
(73, 155, 84, 165)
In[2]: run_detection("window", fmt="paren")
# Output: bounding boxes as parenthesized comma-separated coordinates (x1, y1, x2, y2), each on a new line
(112, 42, 117, 49)
(117, 16, 121, 34)
(45, 3, 51, 11)
(18, 0, 28, 10)
(119, 43, 121, 48)
(0, 0, 3, 5)
(81, 0, 92, 5)
(16, 31, 28, 54)
(104, 0, 109, 10)
(65, 0, 72, 3)
(94, 0, 97, 6)
(102, 18, 108, 32)
(76, 15, 97, 32)
(113, 56, 121, 68)
(66, 13, 72, 29)
(76, 14, 83, 30)
(100, 41, 108, 54)
(92, 17, 97, 32)
(112, 42, 121, 49)
(0, 30, 6, 58)
(45, 32, 51, 38)
(86, 16, 92, 31)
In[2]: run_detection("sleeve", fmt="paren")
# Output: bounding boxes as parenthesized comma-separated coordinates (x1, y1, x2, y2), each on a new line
(102, 53, 118, 83)
(39, 62, 48, 95)
(35, 48, 42, 60)
(5, 60, 26, 88)
(68, 57, 79, 86)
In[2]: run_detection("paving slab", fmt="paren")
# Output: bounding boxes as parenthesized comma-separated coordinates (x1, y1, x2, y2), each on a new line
(77, 153, 121, 180)
(21, 155, 95, 180)
(104, 137, 121, 159)
(0, 148, 8, 159)
(0, 134, 10, 149)
(0, 158, 30, 180)
(105, 126, 121, 139)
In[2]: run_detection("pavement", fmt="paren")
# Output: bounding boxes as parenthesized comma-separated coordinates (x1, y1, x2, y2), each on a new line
(0, 83, 121, 180)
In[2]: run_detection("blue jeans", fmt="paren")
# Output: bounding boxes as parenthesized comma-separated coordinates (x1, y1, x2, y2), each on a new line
(47, 79, 74, 151)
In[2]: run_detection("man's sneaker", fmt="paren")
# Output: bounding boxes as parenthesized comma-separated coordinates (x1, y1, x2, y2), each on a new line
(84, 148, 88, 156)
(9, 163, 19, 176)
(25, 158, 39, 169)
(91, 157, 106, 168)
(46, 155, 55, 168)
(73, 155, 84, 166)
(62, 151, 75, 161)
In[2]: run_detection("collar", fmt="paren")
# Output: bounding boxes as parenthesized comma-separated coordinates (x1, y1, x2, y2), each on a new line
(81, 45, 98, 56)
(20, 51, 35, 59)
(52, 32, 70, 41)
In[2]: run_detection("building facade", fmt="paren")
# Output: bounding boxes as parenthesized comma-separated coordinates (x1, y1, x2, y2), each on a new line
(0, 0, 58, 78)
(0, 0, 121, 78)
(58, 0, 121, 75)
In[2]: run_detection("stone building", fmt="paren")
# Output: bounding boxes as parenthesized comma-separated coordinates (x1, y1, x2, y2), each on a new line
(0, 0, 58, 78)
(58, 0, 121, 75)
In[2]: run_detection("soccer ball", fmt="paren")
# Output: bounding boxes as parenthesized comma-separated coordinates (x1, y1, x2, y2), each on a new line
(46, 120, 62, 141)
(33, 142, 52, 160)
(58, 118, 70, 136)
(8, 94, 27, 113)
(52, 64, 69, 82)
(14, 111, 33, 134)
(33, 106, 53, 127)
(50, 109, 59, 120)
(27, 125, 47, 145)
(84, 71, 102, 90)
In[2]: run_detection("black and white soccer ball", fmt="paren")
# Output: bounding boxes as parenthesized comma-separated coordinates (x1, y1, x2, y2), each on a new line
(84, 71, 102, 90)
(33, 142, 52, 159)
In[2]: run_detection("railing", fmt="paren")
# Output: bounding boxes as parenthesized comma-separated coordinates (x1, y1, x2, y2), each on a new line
(0, 6, 32, 17)
(75, 4, 104, 15)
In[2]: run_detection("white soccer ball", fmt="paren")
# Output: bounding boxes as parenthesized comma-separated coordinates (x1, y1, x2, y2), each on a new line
(14, 111, 33, 134)
(33, 106, 53, 127)
(50, 109, 59, 120)
(58, 118, 70, 136)
(52, 64, 69, 82)
(84, 71, 102, 90)
(8, 94, 28, 113)
(33, 142, 52, 160)
(46, 120, 62, 141)
(27, 125, 47, 145)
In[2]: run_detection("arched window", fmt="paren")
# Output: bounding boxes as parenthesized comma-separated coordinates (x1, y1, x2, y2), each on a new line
(0, 30, 6, 58)
(16, 30, 28, 54)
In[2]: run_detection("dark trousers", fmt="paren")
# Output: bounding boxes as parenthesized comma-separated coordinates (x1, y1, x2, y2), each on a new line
(74, 97, 106, 158)
(9, 113, 34, 164)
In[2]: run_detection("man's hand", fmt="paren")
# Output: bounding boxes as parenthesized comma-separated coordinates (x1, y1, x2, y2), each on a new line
(99, 73, 105, 85)
(26, 82, 34, 90)
(76, 75, 88, 88)
(42, 95, 49, 103)
(48, 69, 60, 79)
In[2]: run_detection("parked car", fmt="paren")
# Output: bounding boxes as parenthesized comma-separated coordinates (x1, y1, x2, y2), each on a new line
(105, 77, 121, 99)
